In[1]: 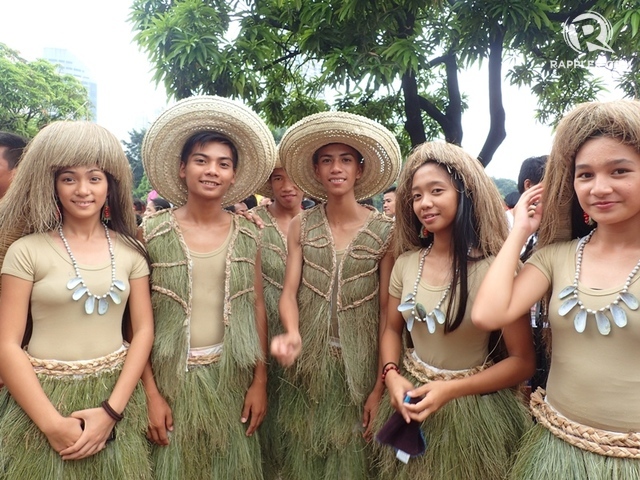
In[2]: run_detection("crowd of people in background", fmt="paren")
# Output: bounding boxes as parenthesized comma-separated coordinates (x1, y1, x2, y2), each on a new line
(0, 97, 638, 480)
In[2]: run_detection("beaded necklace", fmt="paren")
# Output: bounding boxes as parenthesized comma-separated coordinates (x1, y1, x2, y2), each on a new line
(59, 224, 126, 315)
(558, 228, 640, 335)
(397, 245, 453, 333)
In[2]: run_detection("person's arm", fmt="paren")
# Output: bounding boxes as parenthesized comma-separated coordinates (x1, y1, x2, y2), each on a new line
(404, 314, 535, 422)
(362, 246, 394, 438)
(241, 249, 268, 436)
(271, 215, 303, 367)
(472, 184, 550, 330)
(61, 275, 155, 459)
(0, 274, 84, 453)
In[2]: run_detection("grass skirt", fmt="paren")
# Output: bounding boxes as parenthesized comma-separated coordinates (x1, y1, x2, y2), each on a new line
(260, 359, 284, 480)
(150, 358, 263, 480)
(510, 422, 640, 479)
(278, 349, 374, 480)
(374, 359, 531, 480)
(0, 350, 150, 480)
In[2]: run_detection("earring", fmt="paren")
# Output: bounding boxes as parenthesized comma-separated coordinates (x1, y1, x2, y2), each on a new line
(102, 202, 111, 222)
(419, 225, 429, 238)
(583, 211, 594, 226)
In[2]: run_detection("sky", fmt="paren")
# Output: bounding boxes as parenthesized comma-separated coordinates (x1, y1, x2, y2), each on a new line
(0, 1, 626, 181)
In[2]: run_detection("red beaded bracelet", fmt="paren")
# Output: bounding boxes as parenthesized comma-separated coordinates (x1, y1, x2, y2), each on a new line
(381, 362, 400, 381)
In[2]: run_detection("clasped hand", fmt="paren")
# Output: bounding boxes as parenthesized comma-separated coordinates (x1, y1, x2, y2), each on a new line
(46, 407, 116, 460)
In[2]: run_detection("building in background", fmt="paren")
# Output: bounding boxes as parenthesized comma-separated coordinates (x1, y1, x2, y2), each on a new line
(43, 47, 97, 121)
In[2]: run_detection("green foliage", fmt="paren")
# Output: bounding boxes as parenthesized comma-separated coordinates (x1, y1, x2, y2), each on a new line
(122, 128, 147, 187)
(131, 0, 640, 166)
(492, 177, 518, 198)
(0, 43, 92, 138)
(133, 173, 153, 200)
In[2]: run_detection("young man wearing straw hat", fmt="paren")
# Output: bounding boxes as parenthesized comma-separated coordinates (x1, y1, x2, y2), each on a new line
(271, 111, 401, 479)
(250, 162, 304, 479)
(140, 96, 276, 480)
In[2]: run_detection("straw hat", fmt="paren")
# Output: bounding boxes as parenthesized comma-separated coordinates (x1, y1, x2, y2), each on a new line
(278, 112, 401, 201)
(254, 154, 282, 199)
(142, 95, 277, 207)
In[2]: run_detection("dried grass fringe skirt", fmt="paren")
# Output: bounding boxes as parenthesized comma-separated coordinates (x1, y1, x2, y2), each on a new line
(374, 351, 531, 480)
(0, 346, 151, 480)
(150, 345, 263, 480)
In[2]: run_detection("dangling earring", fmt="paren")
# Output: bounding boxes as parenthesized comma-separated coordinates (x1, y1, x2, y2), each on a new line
(102, 202, 111, 222)
(419, 225, 429, 239)
(55, 202, 62, 222)
(583, 211, 594, 226)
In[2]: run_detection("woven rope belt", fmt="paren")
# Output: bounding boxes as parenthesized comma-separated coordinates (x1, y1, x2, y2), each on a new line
(187, 345, 222, 367)
(402, 348, 489, 382)
(530, 388, 640, 458)
(26, 345, 127, 377)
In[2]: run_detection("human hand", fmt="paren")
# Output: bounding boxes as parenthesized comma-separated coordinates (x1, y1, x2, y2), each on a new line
(60, 407, 116, 460)
(270, 331, 302, 367)
(362, 385, 384, 441)
(384, 371, 415, 423)
(404, 380, 456, 422)
(513, 183, 544, 235)
(241, 211, 265, 229)
(241, 381, 267, 436)
(43, 415, 84, 454)
(146, 393, 173, 446)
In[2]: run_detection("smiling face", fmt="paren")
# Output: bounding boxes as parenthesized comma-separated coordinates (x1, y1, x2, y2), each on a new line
(574, 136, 640, 228)
(270, 167, 303, 210)
(179, 141, 236, 202)
(313, 143, 363, 198)
(411, 162, 458, 236)
(383, 190, 396, 217)
(55, 165, 108, 221)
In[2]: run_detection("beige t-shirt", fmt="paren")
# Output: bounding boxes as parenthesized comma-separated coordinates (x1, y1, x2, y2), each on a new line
(528, 239, 640, 431)
(2, 232, 149, 361)
(188, 228, 231, 348)
(390, 250, 491, 370)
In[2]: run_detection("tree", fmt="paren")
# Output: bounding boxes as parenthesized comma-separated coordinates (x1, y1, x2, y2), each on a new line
(0, 43, 92, 138)
(123, 127, 147, 187)
(131, 1, 640, 166)
(492, 177, 518, 197)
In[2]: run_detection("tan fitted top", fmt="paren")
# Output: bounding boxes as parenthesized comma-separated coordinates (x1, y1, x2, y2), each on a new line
(390, 250, 492, 370)
(2, 232, 149, 361)
(528, 239, 640, 431)
(188, 228, 231, 348)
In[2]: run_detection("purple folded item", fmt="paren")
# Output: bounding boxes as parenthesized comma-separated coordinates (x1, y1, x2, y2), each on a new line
(376, 398, 427, 462)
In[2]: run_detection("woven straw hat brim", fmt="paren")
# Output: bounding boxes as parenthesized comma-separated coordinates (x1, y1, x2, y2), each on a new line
(278, 112, 401, 201)
(142, 96, 276, 208)
(255, 154, 283, 199)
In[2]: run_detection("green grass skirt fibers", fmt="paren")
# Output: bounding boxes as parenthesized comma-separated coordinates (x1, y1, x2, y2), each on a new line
(509, 423, 640, 480)
(150, 360, 263, 480)
(278, 352, 375, 480)
(0, 366, 150, 480)
(374, 386, 531, 480)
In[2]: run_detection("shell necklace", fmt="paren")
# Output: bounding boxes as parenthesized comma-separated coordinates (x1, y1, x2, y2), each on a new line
(397, 245, 453, 334)
(58, 224, 126, 315)
(558, 228, 640, 335)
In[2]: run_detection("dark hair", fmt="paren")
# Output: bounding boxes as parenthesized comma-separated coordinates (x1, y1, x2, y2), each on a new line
(359, 198, 374, 206)
(180, 131, 238, 169)
(0, 131, 28, 169)
(133, 198, 145, 213)
(312, 143, 364, 165)
(417, 163, 479, 333)
(152, 197, 171, 211)
(517, 155, 548, 193)
(383, 186, 396, 195)
(242, 195, 257, 210)
(504, 191, 521, 209)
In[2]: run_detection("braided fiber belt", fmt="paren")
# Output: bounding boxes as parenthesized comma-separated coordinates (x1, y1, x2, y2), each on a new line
(26, 346, 127, 377)
(530, 388, 640, 458)
(402, 348, 489, 383)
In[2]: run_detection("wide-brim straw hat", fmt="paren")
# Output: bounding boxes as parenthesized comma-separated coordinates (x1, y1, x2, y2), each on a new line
(254, 154, 282, 199)
(142, 95, 277, 207)
(278, 111, 401, 201)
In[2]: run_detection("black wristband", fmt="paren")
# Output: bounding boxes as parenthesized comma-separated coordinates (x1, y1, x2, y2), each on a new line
(101, 400, 124, 422)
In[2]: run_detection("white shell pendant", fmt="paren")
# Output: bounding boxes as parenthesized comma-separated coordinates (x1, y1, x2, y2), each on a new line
(72, 286, 88, 301)
(426, 314, 436, 334)
(85, 296, 96, 315)
(67, 277, 83, 290)
(620, 292, 639, 310)
(573, 309, 587, 333)
(113, 280, 126, 291)
(433, 308, 446, 325)
(406, 315, 415, 332)
(610, 304, 628, 328)
(98, 298, 109, 315)
(558, 285, 576, 299)
(595, 311, 611, 335)
(108, 290, 122, 305)
(558, 297, 578, 316)
(398, 302, 415, 313)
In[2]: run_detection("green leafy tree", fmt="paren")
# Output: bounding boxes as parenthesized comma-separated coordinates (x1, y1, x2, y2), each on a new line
(0, 43, 92, 138)
(492, 177, 518, 197)
(123, 128, 147, 187)
(131, 0, 640, 166)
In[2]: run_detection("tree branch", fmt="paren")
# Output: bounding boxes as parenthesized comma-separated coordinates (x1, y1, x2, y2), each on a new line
(478, 28, 506, 166)
(443, 54, 463, 145)
(261, 49, 301, 71)
(546, 0, 599, 22)
(402, 71, 427, 146)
